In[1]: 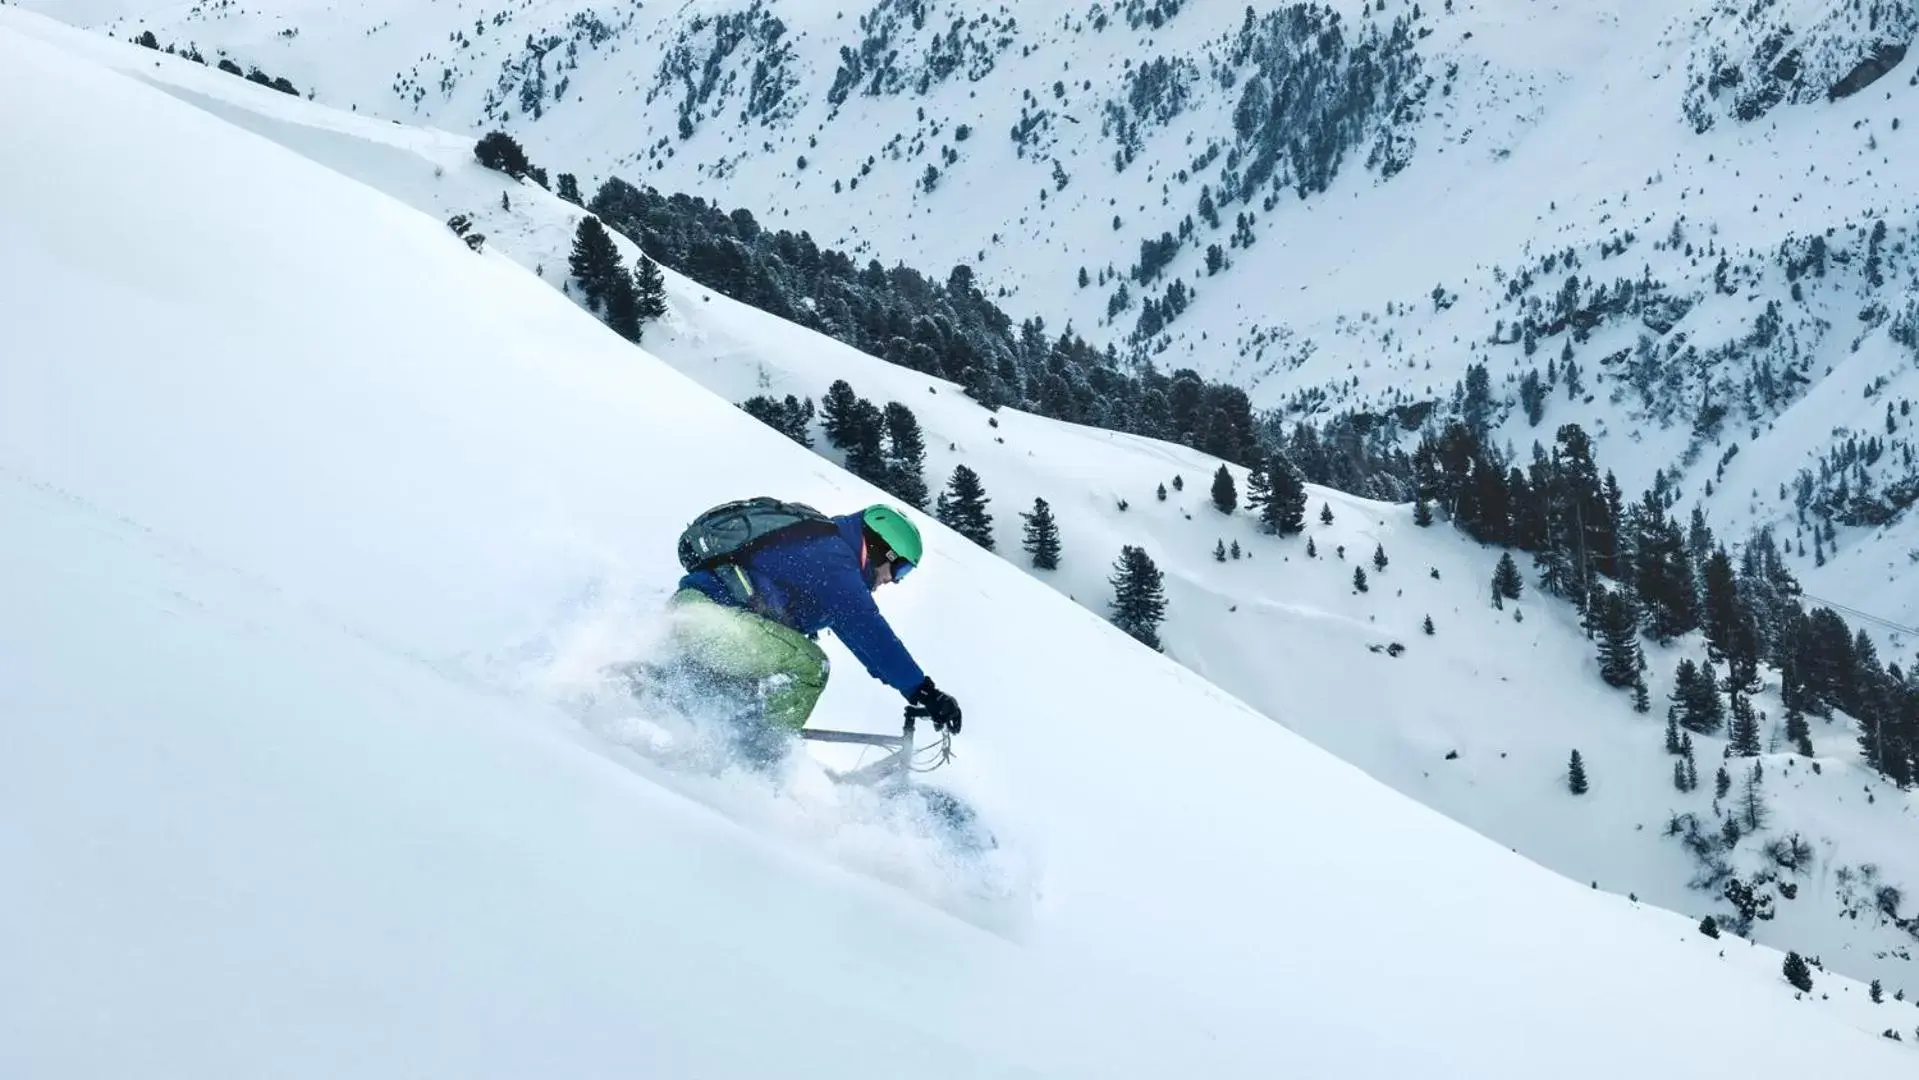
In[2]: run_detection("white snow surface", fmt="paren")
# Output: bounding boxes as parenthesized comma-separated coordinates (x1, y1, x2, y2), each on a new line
(18, 5, 1919, 996)
(4, 11, 1919, 1075)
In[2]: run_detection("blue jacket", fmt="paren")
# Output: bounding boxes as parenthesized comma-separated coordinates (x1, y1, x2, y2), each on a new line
(678, 513, 928, 698)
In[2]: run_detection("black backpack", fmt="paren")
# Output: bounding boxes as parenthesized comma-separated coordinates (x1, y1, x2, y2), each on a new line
(676, 497, 837, 573)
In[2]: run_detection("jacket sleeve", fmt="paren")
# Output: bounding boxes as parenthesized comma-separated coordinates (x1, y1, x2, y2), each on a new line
(817, 560, 928, 697)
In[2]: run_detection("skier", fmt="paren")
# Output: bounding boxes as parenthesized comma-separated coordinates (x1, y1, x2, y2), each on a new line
(664, 499, 962, 758)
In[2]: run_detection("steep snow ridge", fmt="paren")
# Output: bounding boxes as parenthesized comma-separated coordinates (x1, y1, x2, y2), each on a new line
(21, 8, 1919, 995)
(5, 11, 1919, 1074)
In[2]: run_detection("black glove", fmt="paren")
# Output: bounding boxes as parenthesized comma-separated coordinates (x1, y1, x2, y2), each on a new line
(910, 677, 962, 735)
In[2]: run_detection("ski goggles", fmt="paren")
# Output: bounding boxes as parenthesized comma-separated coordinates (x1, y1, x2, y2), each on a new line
(887, 555, 915, 582)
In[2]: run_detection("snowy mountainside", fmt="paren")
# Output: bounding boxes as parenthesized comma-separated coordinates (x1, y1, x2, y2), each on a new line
(11, 12, 1918, 1075)
(43, 0, 1919, 642)
(19, 6, 1919, 1001)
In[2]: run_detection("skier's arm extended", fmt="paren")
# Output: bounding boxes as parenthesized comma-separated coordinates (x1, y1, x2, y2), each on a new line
(818, 562, 927, 697)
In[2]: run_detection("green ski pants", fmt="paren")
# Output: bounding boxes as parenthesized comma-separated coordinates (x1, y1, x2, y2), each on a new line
(666, 588, 829, 729)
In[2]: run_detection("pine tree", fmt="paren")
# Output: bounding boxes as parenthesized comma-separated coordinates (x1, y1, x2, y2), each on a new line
(631, 254, 668, 322)
(568, 216, 623, 309)
(1423, 614, 1435, 635)
(1665, 714, 1683, 755)
(1020, 497, 1062, 570)
(1353, 566, 1369, 593)
(1673, 758, 1689, 792)
(1156, 482, 1167, 501)
(1263, 455, 1309, 535)
(880, 402, 930, 510)
(1568, 749, 1589, 794)
(1108, 545, 1168, 650)
(1596, 591, 1643, 689)
(1783, 951, 1814, 992)
(599, 262, 643, 341)
(1214, 538, 1228, 562)
(1244, 460, 1272, 517)
(1493, 552, 1525, 602)
(1632, 678, 1650, 713)
(1740, 762, 1768, 830)
(1413, 497, 1434, 526)
(1321, 502, 1335, 525)
(1372, 543, 1389, 573)
(1871, 978, 1884, 1004)
(474, 130, 533, 177)
(1685, 753, 1699, 792)
(1171, 474, 1184, 491)
(1727, 690, 1761, 756)
(1230, 540, 1242, 560)
(1699, 915, 1720, 938)
(1671, 658, 1724, 734)
(1785, 704, 1813, 757)
(820, 380, 861, 449)
(1714, 765, 1732, 800)
(1211, 465, 1238, 514)
(556, 173, 583, 205)
(935, 464, 995, 550)
(1306, 536, 1318, 558)
(842, 399, 888, 485)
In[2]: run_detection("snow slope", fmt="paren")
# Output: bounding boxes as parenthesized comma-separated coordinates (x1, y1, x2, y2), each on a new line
(14, 7, 1919, 996)
(5, 11, 1918, 1075)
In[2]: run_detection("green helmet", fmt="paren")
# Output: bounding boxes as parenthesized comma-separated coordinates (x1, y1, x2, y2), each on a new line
(861, 503, 923, 565)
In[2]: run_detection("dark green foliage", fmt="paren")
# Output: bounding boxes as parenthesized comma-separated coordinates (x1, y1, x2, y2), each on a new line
(1715, 765, 1732, 800)
(136, 30, 159, 49)
(1670, 659, 1724, 735)
(1230, 540, 1241, 560)
(1727, 690, 1761, 757)
(1423, 614, 1434, 635)
(1372, 543, 1389, 573)
(1353, 566, 1369, 593)
(935, 465, 995, 550)
(631, 255, 669, 322)
(1871, 978, 1884, 1004)
(557, 173, 583, 205)
(1595, 591, 1642, 689)
(881, 402, 930, 510)
(1020, 497, 1062, 570)
(1699, 915, 1720, 938)
(1492, 552, 1524, 603)
(1785, 704, 1813, 756)
(475, 130, 535, 178)
(1320, 502, 1334, 525)
(1261, 454, 1309, 534)
(1740, 762, 1768, 830)
(1211, 464, 1237, 514)
(1109, 545, 1168, 650)
(1632, 678, 1650, 713)
(583, 178, 1269, 459)
(1783, 951, 1814, 992)
(841, 400, 889, 486)
(739, 394, 815, 448)
(1156, 482, 1168, 501)
(1413, 496, 1433, 526)
(820, 380, 861, 450)
(1214, 539, 1228, 562)
(568, 217, 623, 308)
(1568, 749, 1589, 795)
